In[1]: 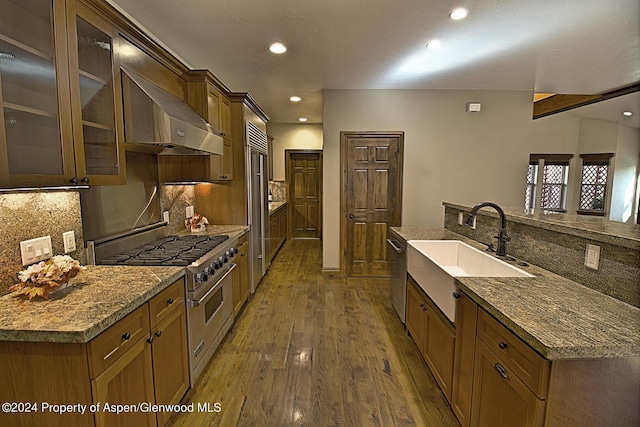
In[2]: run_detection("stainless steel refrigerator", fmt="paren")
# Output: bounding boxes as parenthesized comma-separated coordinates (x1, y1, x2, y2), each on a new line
(246, 121, 270, 293)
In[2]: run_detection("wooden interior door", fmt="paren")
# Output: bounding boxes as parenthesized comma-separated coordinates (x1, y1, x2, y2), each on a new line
(287, 150, 322, 239)
(341, 132, 403, 277)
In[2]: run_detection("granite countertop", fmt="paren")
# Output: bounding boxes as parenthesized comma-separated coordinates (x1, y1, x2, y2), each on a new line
(0, 265, 185, 344)
(443, 202, 640, 250)
(269, 201, 286, 214)
(390, 227, 640, 360)
(177, 224, 249, 239)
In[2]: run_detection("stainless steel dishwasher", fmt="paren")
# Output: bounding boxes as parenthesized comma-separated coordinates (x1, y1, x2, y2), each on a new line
(387, 235, 406, 324)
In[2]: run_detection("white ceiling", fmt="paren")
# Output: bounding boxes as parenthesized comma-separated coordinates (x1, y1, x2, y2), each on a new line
(108, 0, 640, 124)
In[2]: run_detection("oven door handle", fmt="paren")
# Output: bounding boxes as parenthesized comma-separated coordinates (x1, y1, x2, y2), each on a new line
(190, 264, 236, 307)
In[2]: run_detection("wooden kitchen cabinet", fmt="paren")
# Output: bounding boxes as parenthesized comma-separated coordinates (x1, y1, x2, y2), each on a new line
(471, 339, 546, 427)
(0, 0, 126, 188)
(148, 280, 189, 426)
(269, 204, 287, 261)
(451, 291, 478, 427)
(91, 336, 157, 427)
(0, 0, 75, 187)
(175, 72, 234, 183)
(233, 232, 250, 316)
(66, 0, 126, 185)
(91, 278, 188, 427)
(0, 278, 188, 427)
(406, 275, 455, 402)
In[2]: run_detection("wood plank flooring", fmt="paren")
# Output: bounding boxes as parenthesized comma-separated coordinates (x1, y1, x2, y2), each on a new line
(170, 239, 459, 427)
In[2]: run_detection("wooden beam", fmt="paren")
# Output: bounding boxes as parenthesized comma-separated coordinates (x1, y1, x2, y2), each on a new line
(533, 83, 640, 119)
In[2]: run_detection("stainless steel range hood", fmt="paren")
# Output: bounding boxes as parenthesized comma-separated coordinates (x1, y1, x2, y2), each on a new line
(122, 69, 223, 155)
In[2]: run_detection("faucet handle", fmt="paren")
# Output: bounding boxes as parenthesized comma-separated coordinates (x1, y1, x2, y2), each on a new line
(483, 243, 496, 252)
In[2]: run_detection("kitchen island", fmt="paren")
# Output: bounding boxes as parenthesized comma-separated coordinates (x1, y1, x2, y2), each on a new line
(391, 226, 640, 427)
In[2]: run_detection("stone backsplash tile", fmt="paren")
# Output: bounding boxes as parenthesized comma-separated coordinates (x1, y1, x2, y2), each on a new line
(0, 191, 85, 295)
(160, 185, 196, 234)
(268, 181, 286, 202)
(444, 206, 640, 308)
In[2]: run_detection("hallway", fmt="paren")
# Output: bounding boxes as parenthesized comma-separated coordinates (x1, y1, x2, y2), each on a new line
(171, 239, 459, 426)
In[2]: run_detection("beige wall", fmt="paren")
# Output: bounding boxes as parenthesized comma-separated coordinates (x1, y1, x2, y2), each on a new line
(266, 123, 323, 181)
(322, 89, 535, 270)
(611, 124, 640, 223)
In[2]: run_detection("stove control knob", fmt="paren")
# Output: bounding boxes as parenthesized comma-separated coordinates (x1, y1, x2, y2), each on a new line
(218, 256, 225, 264)
(226, 250, 235, 258)
(196, 273, 203, 282)
(202, 273, 209, 282)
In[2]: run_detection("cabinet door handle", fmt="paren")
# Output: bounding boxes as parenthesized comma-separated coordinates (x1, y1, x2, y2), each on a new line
(498, 341, 508, 350)
(147, 337, 154, 344)
(452, 292, 460, 299)
(80, 176, 90, 184)
(70, 177, 79, 185)
(122, 332, 131, 341)
(494, 362, 510, 380)
(167, 298, 174, 304)
(155, 330, 162, 338)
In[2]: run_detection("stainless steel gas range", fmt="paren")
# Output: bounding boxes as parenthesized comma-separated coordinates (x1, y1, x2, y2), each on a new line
(94, 226, 238, 386)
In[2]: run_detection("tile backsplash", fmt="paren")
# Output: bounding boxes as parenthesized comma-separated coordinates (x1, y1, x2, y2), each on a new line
(0, 191, 85, 294)
(269, 180, 286, 202)
(160, 184, 196, 234)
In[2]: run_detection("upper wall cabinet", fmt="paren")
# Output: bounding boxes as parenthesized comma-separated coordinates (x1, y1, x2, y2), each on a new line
(0, 0, 126, 189)
(66, 0, 125, 185)
(0, 0, 76, 188)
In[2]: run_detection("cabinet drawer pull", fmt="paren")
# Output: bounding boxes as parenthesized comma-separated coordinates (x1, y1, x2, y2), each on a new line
(494, 362, 509, 380)
(167, 298, 174, 304)
(419, 303, 427, 311)
(122, 332, 131, 341)
(498, 341, 508, 350)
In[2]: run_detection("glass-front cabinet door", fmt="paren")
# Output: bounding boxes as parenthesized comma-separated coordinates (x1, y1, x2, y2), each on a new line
(67, 0, 125, 185)
(0, 0, 75, 187)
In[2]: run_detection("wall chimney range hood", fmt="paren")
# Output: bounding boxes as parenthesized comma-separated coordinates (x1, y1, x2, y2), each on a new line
(121, 69, 223, 155)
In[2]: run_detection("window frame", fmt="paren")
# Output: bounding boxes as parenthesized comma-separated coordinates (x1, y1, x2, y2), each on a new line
(527, 154, 573, 213)
(576, 153, 614, 216)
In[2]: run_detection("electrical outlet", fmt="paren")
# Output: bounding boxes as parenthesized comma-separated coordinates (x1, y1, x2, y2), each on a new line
(458, 212, 463, 225)
(63, 231, 76, 253)
(163, 211, 170, 223)
(471, 216, 476, 229)
(186, 205, 194, 218)
(20, 236, 52, 266)
(585, 244, 600, 270)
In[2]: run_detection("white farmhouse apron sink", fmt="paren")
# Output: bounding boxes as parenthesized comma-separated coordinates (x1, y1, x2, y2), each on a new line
(407, 240, 534, 323)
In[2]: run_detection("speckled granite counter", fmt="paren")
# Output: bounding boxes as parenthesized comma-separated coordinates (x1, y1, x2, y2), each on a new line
(177, 224, 249, 239)
(269, 201, 286, 215)
(0, 265, 184, 344)
(390, 227, 640, 360)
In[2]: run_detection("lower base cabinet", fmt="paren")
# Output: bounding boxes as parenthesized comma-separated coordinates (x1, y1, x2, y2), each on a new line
(470, 339, 546, 427)
(406, 276, 640, 427)
(233, 232, 250, 316)
(0, 278, 189, 427)
(406, 275, 455, 402)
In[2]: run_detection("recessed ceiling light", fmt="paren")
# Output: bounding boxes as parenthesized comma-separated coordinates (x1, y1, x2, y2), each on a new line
(290, 96, 301, 102)
(426, 40, 442, 50)
(298, 117, 308, 122)
(622, 111, 633, 117)
(449, 8, 468, 20)
(269, 42, 287, 54)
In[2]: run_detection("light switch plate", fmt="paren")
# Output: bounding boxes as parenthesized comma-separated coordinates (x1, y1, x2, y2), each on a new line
(63, 231, 76, 253)
(585, 244, 600, 270)
(20, 236, 52, 266)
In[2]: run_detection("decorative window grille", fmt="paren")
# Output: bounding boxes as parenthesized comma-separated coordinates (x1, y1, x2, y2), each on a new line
(540, 163, 568, 211)
(524, 163, 538, 211)
(577, 153, 614, 215)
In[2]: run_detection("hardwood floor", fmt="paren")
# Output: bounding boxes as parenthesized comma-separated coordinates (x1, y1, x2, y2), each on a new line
(170, 239, 459, 427)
